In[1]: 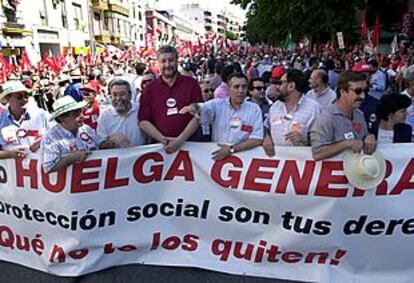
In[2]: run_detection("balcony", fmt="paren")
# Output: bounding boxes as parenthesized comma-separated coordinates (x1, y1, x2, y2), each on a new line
(95, 31, 111, 44)
(1, 22, 32, 36)
(108, 3, 129, 17)
(110, 35, 121, 45)
(92, 0, 108, 11)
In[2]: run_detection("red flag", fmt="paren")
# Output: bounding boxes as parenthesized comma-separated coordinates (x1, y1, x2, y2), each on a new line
(372, 14, 381, 47)
(361, 12, 368, 39)
(118, 50, 129, 61)
(19, 50, 32, 71)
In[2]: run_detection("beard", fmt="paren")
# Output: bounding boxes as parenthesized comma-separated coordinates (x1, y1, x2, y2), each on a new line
(162, 66, 177, 79)
(278, 91, 289, 102)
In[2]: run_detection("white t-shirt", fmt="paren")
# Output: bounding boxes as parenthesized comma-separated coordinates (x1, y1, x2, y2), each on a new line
(97, 102, 145, 147)
(377, 128, 394, 144)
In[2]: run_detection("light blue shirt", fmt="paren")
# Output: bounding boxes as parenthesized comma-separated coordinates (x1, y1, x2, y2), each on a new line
(200, 99, 264, 145)
(42, 123, 104, 173)
(0, 106, 49, 150)
(369, 69, 387, 100)
(406, 105, 414, 138)
(305, 87, 336, 109)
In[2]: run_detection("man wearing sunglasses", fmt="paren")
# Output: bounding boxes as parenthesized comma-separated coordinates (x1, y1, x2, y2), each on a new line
(263, 69, 321, 157)
(247, 78, 270, 121)
(199, 80, 214, 102)
(310, 71, 377, 161)
(0, 80, 50, 160)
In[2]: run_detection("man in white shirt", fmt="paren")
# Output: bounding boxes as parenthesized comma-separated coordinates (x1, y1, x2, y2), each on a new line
(263, 69, 321, 157)
(306, 69, 336, 109)
(180, 73, 263, 160)
(97, 79, 146, 147)
(0, 80, 50, 159)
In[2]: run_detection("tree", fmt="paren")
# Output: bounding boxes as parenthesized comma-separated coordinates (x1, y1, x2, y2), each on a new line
(225, 30, 239, 40)
(231, 0, 365, 45)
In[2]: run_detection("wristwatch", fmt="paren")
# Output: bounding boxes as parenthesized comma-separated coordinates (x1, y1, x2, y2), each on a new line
(229, 145, 235, 154)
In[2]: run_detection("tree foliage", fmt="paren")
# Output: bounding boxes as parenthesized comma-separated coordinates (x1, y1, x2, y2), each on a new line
(225, 30, 239, 40)
(231, 0, 366, 44)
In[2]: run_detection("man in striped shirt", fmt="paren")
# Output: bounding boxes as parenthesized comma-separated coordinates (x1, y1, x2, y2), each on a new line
(263, 69, 321, 157)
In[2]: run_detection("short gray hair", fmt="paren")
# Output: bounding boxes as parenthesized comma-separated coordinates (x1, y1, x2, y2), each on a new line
(157, 45, 178, 60)
(108, 79, 131, 94)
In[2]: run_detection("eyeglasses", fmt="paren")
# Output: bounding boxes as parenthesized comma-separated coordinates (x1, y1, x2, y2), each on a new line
(203, 88, 214, 93)
(252, 86, 266, 91)
(348, 87, 369, 95)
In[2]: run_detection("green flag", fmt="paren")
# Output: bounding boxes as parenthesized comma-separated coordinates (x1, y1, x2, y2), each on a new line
(283, 32, 294, 50)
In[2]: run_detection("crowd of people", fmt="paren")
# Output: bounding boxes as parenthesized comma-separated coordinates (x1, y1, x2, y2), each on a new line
(0, 42, 413, 174)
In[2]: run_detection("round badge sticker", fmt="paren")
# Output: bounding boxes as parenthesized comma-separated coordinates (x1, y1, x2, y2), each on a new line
(16, 129, 28, 138)
(166, 98, 177, 108)
(80, 132, 92, 142)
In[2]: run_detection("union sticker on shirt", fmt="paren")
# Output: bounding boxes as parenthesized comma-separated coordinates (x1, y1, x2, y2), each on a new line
(167, 107, 178, 116)
(230, 117, 242, 130)
(80, 132, 93, 143)
(344, 131, 355, 140)
(166, 98, 177, 108)
(271, 117, 283, 125)
(1, 125, 18, 144)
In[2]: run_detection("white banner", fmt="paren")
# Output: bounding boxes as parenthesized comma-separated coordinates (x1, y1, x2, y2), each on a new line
(0, 143, 413, 283)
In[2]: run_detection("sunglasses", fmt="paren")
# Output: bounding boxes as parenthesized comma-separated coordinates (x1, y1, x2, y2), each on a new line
(348, 87, 369, 95)
(252, 86, 266, 91)
(203, 88, 214, 93)
(142, 79, 153, 85)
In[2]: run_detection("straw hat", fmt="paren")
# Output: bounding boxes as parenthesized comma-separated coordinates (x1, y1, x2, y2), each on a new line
(343, 150, 386, 190)
(0, 80, 30, 100)
(50, 96, 86, 121)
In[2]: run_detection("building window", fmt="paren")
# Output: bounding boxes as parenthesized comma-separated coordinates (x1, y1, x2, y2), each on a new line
(72, 3, 83, 31)
(138, 12, 142, 21)
(94, 13, 101, 34)
(103, 15, 108, 31)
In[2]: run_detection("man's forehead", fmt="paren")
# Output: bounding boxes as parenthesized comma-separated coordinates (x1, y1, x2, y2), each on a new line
(348, 80, 366, 87)
(229, 77, 247, 85)
(253, 80, 264, 86)
(158, 52, 176, 60)
(111, 85, 129, 92)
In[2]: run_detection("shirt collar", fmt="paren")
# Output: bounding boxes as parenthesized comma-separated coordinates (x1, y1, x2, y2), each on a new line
(7, 107, 30, 123)
(159, 73, 182, 88)
(226, 97, 245, 110)
(57, 123, 77, 138)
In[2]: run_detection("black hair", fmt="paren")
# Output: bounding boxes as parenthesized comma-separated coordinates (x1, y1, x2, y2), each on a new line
(227, 72, 248, 86)
(248, 77, 265, 91)
(135, 63, 146, 76)
(336, 71, 367, 98)
(286, 68, 308, 93)
(377, 94, 411, 121)
(221, 65, 236, 83)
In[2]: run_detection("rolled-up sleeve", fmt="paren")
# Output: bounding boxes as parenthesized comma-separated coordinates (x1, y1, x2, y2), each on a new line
(42, 139, 61, 173)
(310, 115, 334, 154)
(250, 107, 264, 140)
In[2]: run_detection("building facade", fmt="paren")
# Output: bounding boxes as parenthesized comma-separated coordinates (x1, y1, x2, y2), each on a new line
(145, 9, 175, 49)
(0, 0, 90, 63)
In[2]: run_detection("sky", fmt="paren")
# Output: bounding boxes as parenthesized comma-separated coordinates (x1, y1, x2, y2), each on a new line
(149, 0, 247, 21)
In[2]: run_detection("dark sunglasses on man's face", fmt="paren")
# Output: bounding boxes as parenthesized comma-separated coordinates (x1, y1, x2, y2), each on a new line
(252, 86, 266, 91)
(348, 87, 369, 95)
(203, 88, 214, 93)
(142, 79, 153, 85)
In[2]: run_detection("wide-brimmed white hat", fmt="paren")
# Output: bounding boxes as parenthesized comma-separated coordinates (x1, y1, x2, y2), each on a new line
(50, 96, 86, 121)
(343, 150, 386, 190)
(0, 80, 29, 100)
